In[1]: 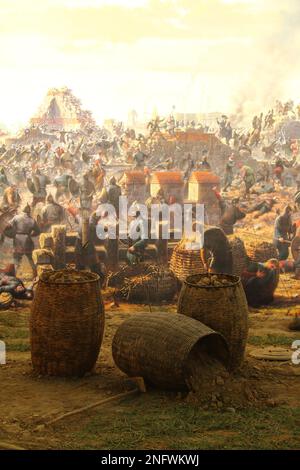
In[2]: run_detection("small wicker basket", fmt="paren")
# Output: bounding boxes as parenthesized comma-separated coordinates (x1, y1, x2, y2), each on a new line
(170, 240, 206, 281)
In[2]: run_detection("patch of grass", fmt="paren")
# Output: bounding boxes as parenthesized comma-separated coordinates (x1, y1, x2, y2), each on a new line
(0, 311, 29, 328)
(69, 394, 300, 450)
(6, 341, 30, 352)
(248, 334, 298, 347)
(0, 328, 29, 340)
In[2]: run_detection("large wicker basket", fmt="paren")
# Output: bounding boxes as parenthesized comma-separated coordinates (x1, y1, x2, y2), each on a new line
(170, 241, 206, 281)
(30, 269, 105, 377)
(244, 239, 278, 263)
(178, 273, 249, 370)
(112, 312, 229, 390)
(228, 235, 250, 276)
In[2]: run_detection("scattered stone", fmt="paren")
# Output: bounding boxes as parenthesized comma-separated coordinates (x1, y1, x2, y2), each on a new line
(265, 398, 278, 408)
(34, 424, 45, 432)
(216, 376, 225, 386)
(225, 407, 236, 414)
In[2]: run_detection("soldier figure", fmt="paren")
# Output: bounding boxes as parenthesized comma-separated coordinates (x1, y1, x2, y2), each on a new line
(4, 204, 40, 277)
(41, 194, 65, 232)
(107, 176, 122, 217)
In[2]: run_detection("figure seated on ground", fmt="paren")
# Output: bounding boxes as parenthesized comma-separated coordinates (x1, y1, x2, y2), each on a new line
(279, 251, 300, 274)
(0, 265, 33, 301)
(241, 259, 279, 307)
(247, 198, 277, 219)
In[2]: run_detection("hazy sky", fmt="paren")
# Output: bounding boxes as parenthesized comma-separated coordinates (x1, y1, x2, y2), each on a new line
(0, 0, 299, 130)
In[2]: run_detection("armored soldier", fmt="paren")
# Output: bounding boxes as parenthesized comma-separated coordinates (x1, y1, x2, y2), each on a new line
(28, 169, 51, 207)
(79, 173, 95, 211)
(4, 204, 40, 277)
(107, 176, 121, 217)
(1, 184, 21, 210)
(42, 194, 65, 231)
(74, 212, 105, 285)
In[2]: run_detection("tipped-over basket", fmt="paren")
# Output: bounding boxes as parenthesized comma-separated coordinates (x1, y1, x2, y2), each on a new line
(178, 273, 248, 370)
(112, 312, 230, 390)
(30, 269, 105, 377)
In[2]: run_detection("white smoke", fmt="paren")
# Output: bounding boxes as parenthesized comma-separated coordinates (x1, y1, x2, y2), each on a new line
(231, 0, 300, 124)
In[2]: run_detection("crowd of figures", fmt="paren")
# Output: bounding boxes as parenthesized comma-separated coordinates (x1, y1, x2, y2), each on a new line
(1, 98, 300, 305)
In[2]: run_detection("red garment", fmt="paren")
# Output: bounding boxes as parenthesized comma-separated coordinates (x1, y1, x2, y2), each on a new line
(67, 205, 79, 218)
(213, 189, 222, 201)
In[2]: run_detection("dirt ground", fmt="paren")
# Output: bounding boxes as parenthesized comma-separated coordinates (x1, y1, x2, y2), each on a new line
(0, 185, 299, 450)
(0, 277, 299, 450)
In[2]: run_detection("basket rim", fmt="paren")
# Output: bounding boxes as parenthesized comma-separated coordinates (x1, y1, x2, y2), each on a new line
(184, 272, 241, 288)
(39, 269, 100, 285)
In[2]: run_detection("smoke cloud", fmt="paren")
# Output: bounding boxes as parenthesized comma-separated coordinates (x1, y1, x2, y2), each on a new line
(231, 0, 300, 124)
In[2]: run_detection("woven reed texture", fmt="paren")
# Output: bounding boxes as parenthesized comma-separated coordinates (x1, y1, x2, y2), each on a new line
(120, 267, 178, 303)
(243, 239, 278, 263)
(30, 269, 105, 377)
(177, 273, 248, 370)
(170, 241, 206, 281)
(112, 312, 229, 390)
(107, 263, 148, 288)
(228, 235, 250, 277)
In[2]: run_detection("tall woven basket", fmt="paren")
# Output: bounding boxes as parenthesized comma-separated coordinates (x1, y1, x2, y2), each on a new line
(178, 273, 248, 370)
(170, 241, 206, 281)
(228, 235, 249, 277)
(30, 269, 105, 377)
(112, 312, 229, 390)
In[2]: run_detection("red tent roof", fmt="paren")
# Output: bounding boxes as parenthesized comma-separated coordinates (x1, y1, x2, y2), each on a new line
(189, 171, 220, 184)
(151, 171, 183, 184)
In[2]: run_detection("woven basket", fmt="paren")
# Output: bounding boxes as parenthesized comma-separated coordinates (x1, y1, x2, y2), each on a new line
(120, 267, 177, 303)
(178, 273, 248, 370)
(244, 239, 278, 263)
(107, 263, 148, 288)
(112, 312, 229, 390)
(170, 241, 206, 281)
(228, 235, 250, 277)
(30, 269, 105, 377)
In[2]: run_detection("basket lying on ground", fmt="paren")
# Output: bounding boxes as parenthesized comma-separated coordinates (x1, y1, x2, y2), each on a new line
(244, 239, 278, 263)
(170, 239, 206, 281)
(30, 269, 105, 377)
(107, 263, 149, 288)
(112, 312, 229, 390)
(119, 265, 178, 303)
(228, 235, 250, 276)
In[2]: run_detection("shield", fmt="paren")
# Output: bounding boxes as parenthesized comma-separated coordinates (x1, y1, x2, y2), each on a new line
(0, 208, 16, 235)
(26, 178, 35, 194)
(33, 175, 41, 194)
(61, 151, 72, 163)
(82, 152, 90, 164)
(68, 178, 80, 197)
